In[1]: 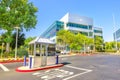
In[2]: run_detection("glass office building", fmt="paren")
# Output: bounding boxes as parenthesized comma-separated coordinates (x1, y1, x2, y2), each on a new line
(94, 27, 103, 38)
(41, 13, 103, 42)
(41, 21, 64, 41)
(113, 28, 120, 42)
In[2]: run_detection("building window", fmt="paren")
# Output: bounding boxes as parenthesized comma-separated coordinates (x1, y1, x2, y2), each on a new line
(89, 25, 93, 30)
(67, 22, 89, 29)
(41, 21, 64, 38)
(89, 32, 93, 37)
(80, 32, 88, 36)
(94, 30, 102, 33)
(116, 29, 120, 39)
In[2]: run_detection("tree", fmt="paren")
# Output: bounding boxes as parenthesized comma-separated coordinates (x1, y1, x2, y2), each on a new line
(117, 42, 120, 50)
(0, 31, 13, 52)
(105, 42, 112, 50)
(24, 37, 36, 47)
(104, 41, 120, 51)
(57, 30, 94, 53)
(57, 30, 73, 44)
(94, 36, 104, 51)
(75, 33, 94, 53)
(0, 34, 5, 53)
(0, 0, 38, 53)
(73, 33, 85, 51)
(4, 31, 13, 52)
(0, 0, 38, 30)
(57, 30, 74, 51)
(69, 33, 81, 51)
(11, 31, 25, 49)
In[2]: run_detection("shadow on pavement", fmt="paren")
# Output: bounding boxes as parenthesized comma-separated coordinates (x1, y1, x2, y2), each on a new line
(60, 62, 71, 65)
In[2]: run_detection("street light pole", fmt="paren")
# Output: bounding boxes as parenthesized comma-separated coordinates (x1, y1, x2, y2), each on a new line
(113, 14, 118, 51)
(15, 27, 19, 60)
(84, 40, 85, 54)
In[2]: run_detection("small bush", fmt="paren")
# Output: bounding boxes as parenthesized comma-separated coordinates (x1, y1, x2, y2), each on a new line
(9, 51, 15, 57)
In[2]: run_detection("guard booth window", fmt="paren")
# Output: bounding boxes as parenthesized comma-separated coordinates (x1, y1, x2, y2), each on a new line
(48, 44, 56, 56)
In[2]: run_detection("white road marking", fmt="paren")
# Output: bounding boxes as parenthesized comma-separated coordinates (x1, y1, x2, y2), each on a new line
(33, 65, 92, 80)
(59, 69, 65, 72)
(61, 58, 68, 60)
(32, 72, 41, 75)
(32, 69, 74, 80)
(0, 64, 9, 71)
(69, 72, 74, 75)
(41, 76, 48, 79)
(65, 65, 92, 71)
(63, 65, 92, 80)
(57, 75, 64, 78)
(63, 70, 91, 80)
(55, 69, 59, 70)
(45, 70, 50, 73)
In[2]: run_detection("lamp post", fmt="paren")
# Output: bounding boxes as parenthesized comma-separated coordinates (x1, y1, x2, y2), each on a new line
(14, 27, 19, 60)
(113, 14, 118, 51)
(84, 40, 86, 54)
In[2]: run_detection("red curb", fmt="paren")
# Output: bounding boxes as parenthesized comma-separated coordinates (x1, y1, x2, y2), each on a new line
(16, 64, 64, 72)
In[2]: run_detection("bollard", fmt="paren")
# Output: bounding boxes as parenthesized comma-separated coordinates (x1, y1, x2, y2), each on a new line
(23, 56, 27, 66)
(56, 55, 59, 64)
(29, 57, 32, 69)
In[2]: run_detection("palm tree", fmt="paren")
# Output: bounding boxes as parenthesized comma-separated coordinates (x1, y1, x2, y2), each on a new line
(11, 31, 25, 50)
(2, 31, 13, 53)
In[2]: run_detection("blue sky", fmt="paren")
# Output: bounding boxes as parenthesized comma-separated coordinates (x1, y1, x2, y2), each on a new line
(25, 0, 120, 42)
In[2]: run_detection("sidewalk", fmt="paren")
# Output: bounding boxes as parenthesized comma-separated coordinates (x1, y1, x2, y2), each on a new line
(59, 54, 76, 57)
(59, 53, 95, 57)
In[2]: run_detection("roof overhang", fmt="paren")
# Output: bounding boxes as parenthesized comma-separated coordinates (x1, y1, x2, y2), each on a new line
(29, 37, 56, 45)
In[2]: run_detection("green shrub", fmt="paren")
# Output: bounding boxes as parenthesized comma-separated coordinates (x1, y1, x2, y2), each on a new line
(0, 49, 1, 53)
(17, 48, 28, 58)
(105, 49, 116, 53)
(8, 51, 15, 57)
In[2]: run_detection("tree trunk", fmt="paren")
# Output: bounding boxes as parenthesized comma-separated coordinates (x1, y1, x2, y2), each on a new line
(6, 43, 10, 53)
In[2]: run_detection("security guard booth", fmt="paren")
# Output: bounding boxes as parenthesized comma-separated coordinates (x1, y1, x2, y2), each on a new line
(28, 37, 56, 68)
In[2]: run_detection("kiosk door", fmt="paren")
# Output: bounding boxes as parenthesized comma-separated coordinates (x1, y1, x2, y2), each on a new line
(41, 45, 47, 66)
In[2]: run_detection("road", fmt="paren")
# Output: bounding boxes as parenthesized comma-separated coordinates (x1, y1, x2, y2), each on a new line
(0, 54, 120, 80)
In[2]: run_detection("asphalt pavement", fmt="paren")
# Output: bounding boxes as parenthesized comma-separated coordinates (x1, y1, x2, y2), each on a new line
(1, 54, 120, 80)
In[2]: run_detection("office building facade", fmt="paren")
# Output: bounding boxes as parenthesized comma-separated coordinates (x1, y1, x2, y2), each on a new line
(113, 28, 120, 42)
(41, 13, 103, 42)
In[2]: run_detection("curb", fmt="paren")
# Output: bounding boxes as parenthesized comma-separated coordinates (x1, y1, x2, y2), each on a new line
(16, 64, 64, 72)
(78, 54, 94, 56)
(59, 54, 76, 57)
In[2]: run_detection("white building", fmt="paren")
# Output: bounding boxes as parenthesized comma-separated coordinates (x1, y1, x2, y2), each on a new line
(41, 13, 103, 51)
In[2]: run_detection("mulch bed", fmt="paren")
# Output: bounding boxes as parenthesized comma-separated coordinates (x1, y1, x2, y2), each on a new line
(0, 59, 28, 64)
